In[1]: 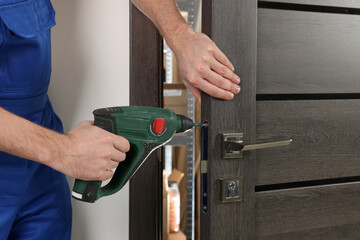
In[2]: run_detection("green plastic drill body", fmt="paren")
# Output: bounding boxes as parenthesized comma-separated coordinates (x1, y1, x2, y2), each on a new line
(72, 106, 187, 203)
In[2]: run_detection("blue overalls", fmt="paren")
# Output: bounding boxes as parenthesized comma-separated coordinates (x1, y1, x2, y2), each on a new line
(0, 0, 72, 239)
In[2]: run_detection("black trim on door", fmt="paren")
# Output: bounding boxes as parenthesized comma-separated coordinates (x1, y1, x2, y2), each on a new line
(258, 1, 360, 15)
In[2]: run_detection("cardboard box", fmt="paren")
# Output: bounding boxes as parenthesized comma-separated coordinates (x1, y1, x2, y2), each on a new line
(168, 168, 184, 183)
(168, 231, 186, 240)
(163, 169, 185, 240)
(163, 83, 187, 117)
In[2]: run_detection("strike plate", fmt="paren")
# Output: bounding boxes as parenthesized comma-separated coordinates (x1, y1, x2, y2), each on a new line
(220, 177, 243, 203)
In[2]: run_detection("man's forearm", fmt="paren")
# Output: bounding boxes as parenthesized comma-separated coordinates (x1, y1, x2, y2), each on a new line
(0, 107, 67, 165)
(0, 107, 130, 181)
(131, 0, 192, 51)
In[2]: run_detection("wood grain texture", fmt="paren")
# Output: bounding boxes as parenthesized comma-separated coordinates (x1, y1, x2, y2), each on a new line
(256, 100, 360, 186)
(259, 0, 360, 8)
(201, 0, 257, 239)
(257, 8, 360, 94)
(256, 182, 360, 239)
(129, 4, 162, 240)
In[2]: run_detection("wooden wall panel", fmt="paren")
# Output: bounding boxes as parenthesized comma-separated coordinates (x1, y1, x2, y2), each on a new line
(257, 9, 360, 94)
(256, 100, 360, 186)
(256, 182, 360, 239)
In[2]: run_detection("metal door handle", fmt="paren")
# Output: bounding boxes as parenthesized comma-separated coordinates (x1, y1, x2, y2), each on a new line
(222, 133, 292, 159)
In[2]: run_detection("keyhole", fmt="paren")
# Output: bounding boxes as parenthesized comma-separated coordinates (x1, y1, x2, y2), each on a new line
(226, 181, 238, 198)
(228, 181, 236, 191)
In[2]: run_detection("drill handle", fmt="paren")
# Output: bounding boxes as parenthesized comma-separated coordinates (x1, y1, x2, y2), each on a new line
(72, 141, 144, 202)
(72, 179, 101, 203)
(71, 106, 179, 202)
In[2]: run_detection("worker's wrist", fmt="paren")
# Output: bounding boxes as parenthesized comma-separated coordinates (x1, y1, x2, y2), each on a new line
(164, 23, 195, 53)
(39, 132, 71, 170)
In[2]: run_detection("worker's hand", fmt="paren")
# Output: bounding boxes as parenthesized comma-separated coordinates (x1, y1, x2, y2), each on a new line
(56, 121, 130, 181)
(171, 27, 241, 102)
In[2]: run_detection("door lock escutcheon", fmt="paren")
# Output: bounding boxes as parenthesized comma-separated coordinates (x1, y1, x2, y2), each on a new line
(220, 177, 243, 203)
(222, 133, 292, 159)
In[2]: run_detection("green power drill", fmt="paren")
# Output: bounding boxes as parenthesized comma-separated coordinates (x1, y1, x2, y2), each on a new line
(72, 106, 203, 203)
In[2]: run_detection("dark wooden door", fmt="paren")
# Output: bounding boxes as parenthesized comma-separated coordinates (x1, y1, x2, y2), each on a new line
(255, 1, 360, 239)
(201, 0, 360, 239)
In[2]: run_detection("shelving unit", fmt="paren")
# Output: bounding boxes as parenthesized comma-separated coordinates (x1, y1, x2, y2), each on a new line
(163, 1, 198, 239)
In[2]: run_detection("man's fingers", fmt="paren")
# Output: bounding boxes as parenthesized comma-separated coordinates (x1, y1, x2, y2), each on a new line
(210, 58, 240, 84)
(113, 135, 130, 153)
(192, 77, 235, 100)
(202, 67, 240, 94)
(108, 159, 120, 169)
(111, 148, 126, 162)
(212, 46, 234, 72)
(101, 170, 114, 181)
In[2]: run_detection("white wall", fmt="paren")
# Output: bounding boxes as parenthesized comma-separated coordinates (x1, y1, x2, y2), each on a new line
(49, 0, 129, 239)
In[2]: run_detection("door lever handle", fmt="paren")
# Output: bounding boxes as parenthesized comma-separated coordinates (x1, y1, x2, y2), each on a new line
(222, 133, 292, 159)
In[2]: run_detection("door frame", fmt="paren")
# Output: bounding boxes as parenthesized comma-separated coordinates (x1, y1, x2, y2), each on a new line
(129, 0, 257, 238)
(129, 3, 163, 240)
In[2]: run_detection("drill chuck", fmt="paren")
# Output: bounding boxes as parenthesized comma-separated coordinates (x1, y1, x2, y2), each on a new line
(176, 114, 194, 133)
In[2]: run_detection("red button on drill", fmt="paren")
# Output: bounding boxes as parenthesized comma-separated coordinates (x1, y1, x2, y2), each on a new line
(152, 118, 166, 134)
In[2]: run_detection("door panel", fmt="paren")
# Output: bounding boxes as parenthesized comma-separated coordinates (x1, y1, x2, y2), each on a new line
(256, 182, 360, 239)
(256, 100, 360, 185)
(259, 0, 360, 8)
(257, 8, 360, 94)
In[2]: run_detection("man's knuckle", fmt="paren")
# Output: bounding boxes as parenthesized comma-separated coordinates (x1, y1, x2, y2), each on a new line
(202, 55, 210, 63)
(106, 150, 112, 158)
(104, 135, 113, 143)
(99, 149, 111, 158)
(220, 66, 228, 75)
(221, 79, 230, 89)
(187, 74, 198, 85)
(196, 64, 205, 74)
(226, 61, 232, 68)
